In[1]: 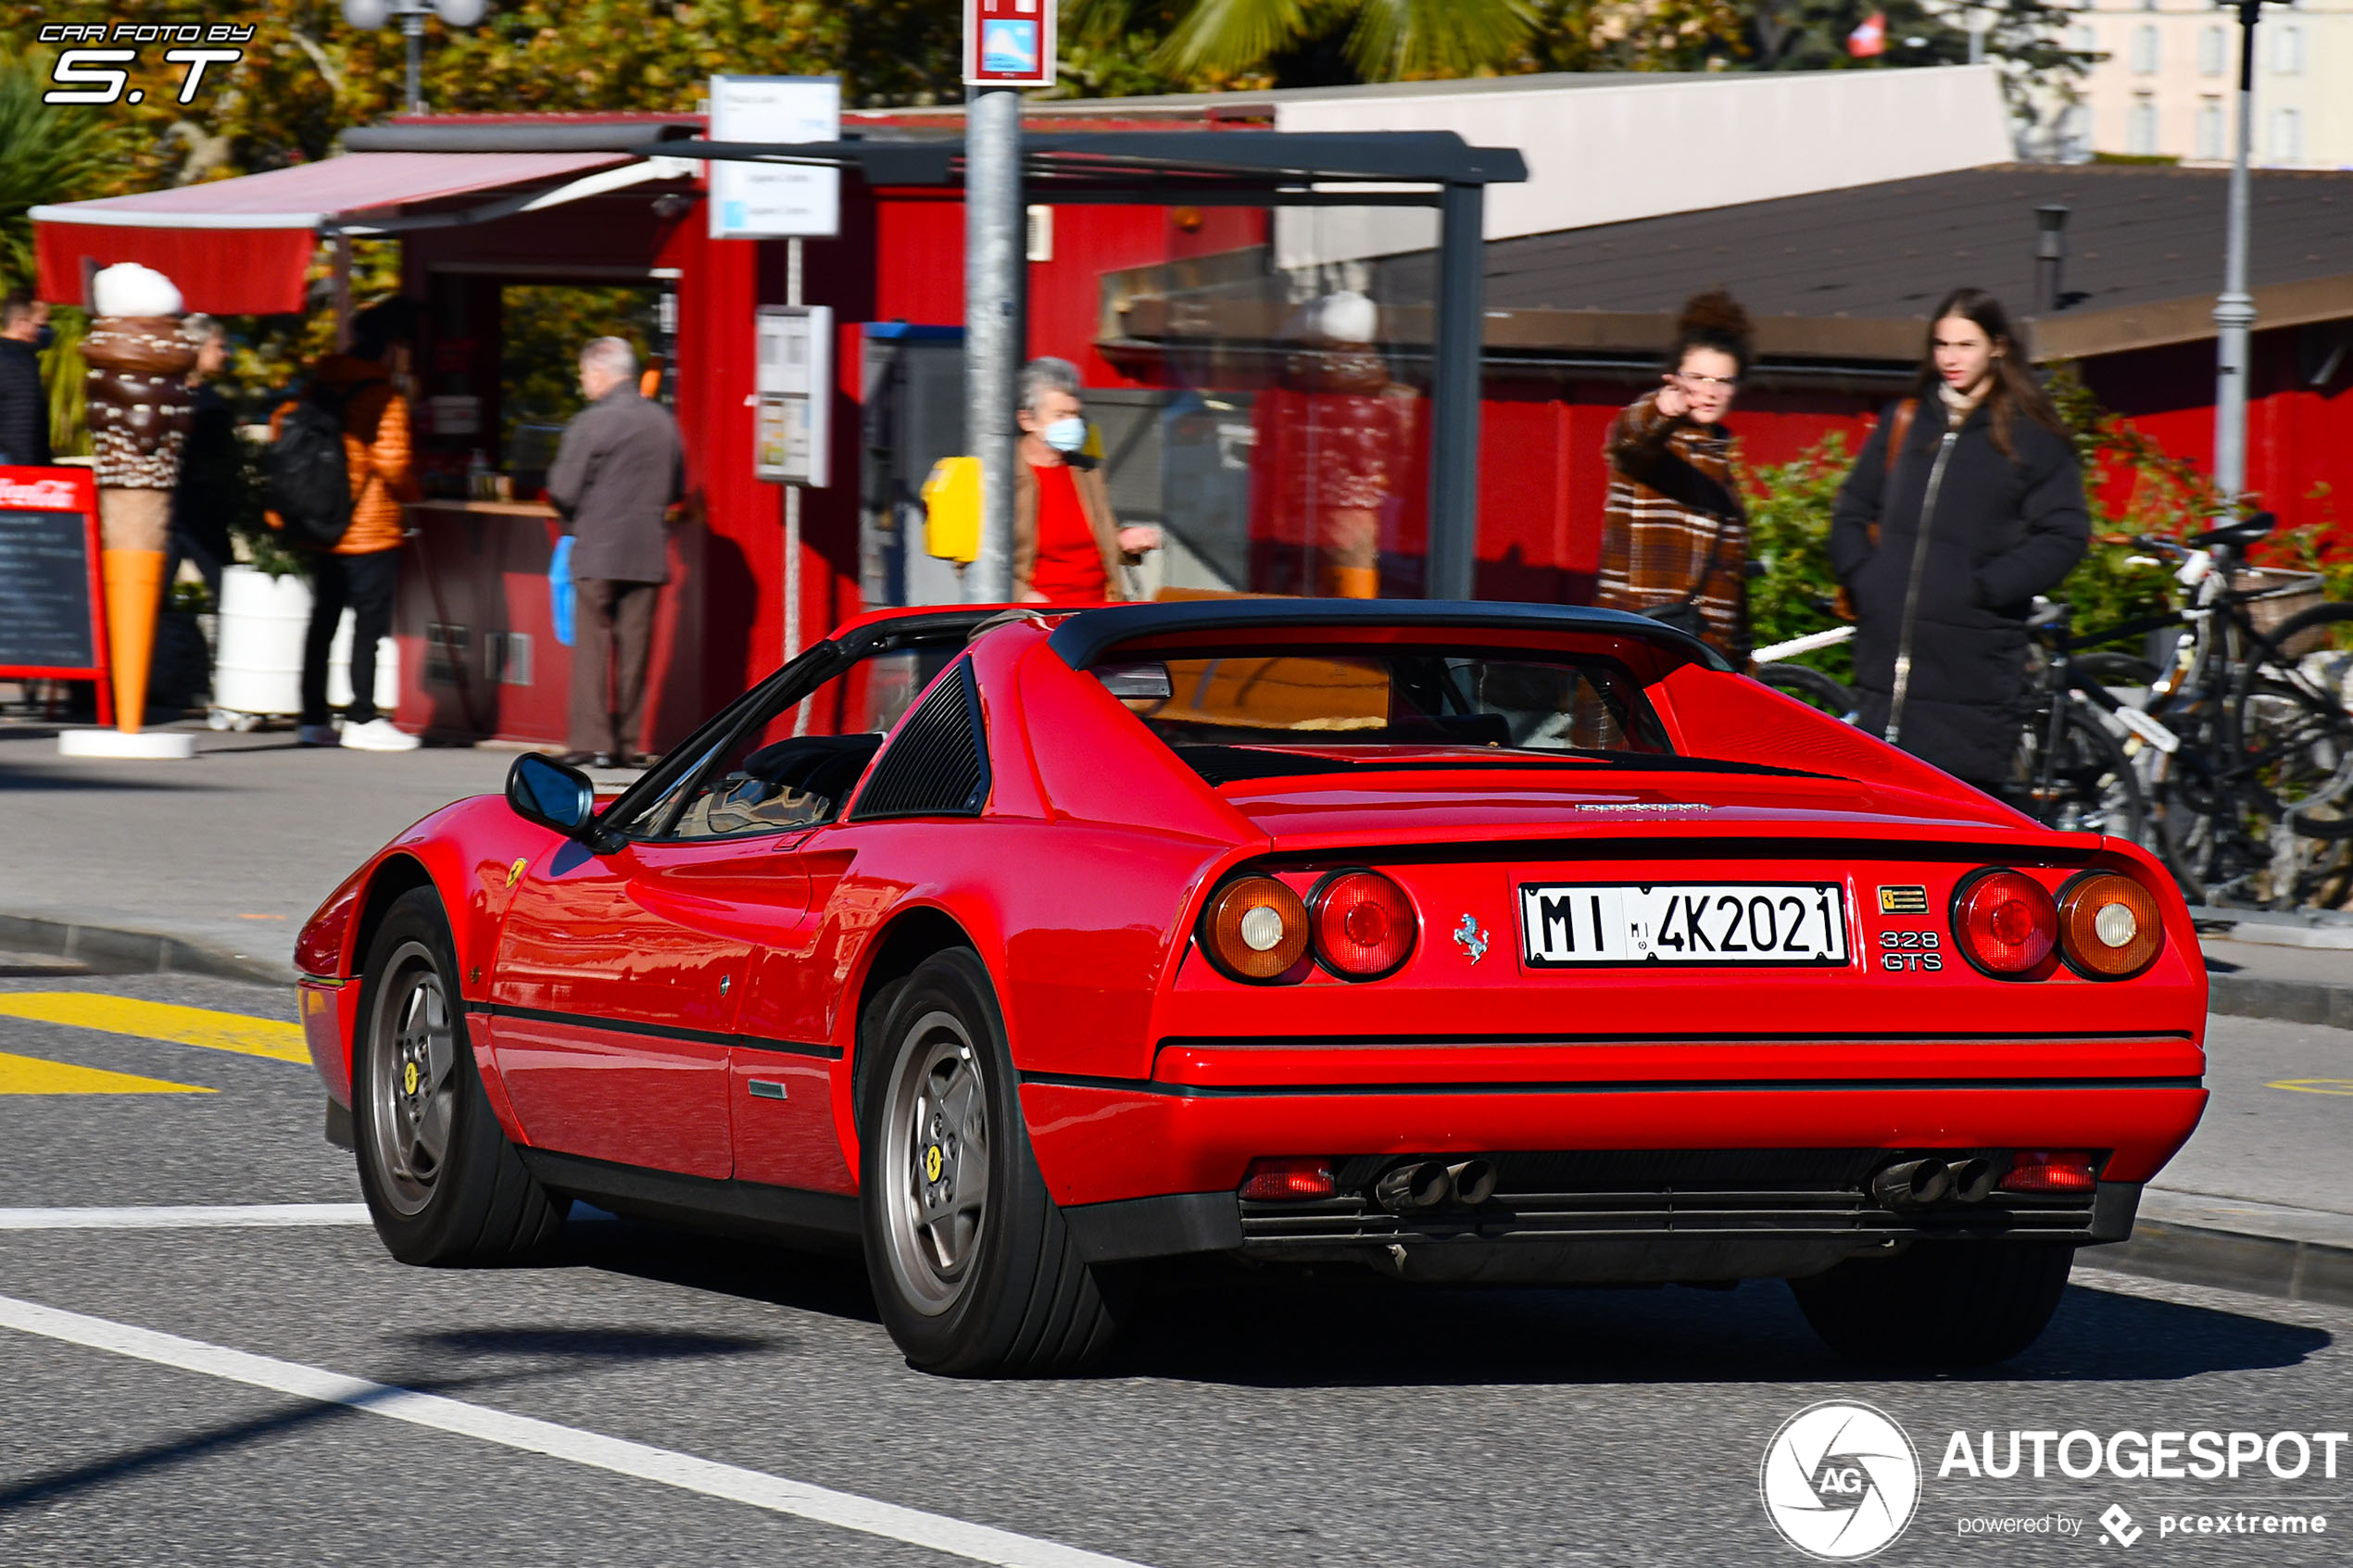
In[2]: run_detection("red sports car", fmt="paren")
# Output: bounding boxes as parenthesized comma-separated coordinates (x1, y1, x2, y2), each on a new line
(296, 599, 2206, 1375)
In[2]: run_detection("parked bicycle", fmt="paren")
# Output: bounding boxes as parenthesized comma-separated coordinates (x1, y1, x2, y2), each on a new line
(2082, 513, 2353, 908)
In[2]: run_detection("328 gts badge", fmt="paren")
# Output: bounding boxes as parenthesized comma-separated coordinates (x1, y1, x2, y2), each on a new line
(1879, 930, 1943, 972)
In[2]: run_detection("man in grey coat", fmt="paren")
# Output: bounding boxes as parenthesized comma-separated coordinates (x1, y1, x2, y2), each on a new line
(547, 336, 682, 767)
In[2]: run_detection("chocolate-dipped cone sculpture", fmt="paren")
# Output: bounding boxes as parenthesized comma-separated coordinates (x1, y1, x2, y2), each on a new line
(82, 265, 194, 734)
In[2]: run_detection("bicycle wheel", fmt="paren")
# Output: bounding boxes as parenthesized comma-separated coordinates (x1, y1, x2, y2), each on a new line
(1756, 662, 1856, 721)
(2013, 699, 2146, 840)
(2233, 602, 2353, 842)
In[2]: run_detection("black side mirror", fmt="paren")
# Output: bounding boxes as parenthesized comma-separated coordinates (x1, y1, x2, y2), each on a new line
(507, 753, 598, 840)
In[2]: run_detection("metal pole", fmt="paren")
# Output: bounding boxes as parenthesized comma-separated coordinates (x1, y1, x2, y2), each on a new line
(401, 12, 423, 115)
(2212, 0, 2261, 508)
(964, 85, 1021, 604)
(1425, 181, 1486, 601)
(785, 237, 803, 670)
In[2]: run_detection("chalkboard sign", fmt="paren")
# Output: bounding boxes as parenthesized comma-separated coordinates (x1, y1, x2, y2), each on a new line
(0, 467, 110, 720)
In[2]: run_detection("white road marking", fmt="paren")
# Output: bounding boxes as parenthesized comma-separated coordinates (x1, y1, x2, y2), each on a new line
(0, 1204, 372, 1230)
(0, 1293, 1149, 1568)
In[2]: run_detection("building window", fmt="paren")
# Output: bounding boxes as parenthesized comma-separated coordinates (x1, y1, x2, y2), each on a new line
(2070, 23, 2098, 55)
(2059, 105, 2094, 162)
(2196, 98, 2225, 160)
(2129, 95, 2159, 155)
(2271, 23, 2302, 73)
(2131, 23, 2159, 71)
(2198, 24, 2226, 74)
(2271, 107, 2302, 162)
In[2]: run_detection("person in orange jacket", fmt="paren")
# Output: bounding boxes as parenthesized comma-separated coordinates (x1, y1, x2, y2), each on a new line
(270, 299, 421, 751)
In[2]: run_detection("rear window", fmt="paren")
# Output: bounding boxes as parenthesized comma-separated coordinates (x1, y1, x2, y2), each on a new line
(1097, 646, 1671, 758)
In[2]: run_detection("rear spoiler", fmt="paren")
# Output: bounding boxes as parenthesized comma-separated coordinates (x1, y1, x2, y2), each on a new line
(1045, 598, 1733, 674)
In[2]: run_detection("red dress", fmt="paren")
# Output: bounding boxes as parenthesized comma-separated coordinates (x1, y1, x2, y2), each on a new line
(1027, 460, 1110, 604)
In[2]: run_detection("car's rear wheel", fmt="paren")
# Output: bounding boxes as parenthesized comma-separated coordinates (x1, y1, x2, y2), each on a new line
(860, 948, 1116, 1376)
(1790, 1241, 2074, 1366)
(355, 887, 566, 1266)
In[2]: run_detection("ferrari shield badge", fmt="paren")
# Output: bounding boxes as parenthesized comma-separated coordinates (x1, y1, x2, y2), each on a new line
(1453, 914, 1490, 964)
(507, 857, 528, 888)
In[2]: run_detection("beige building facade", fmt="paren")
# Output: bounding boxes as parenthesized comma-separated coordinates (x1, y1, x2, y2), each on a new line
(2070, 0, 2352, 168)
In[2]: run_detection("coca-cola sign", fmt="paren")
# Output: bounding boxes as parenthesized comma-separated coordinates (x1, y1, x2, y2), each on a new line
(0, 476, 81, 508)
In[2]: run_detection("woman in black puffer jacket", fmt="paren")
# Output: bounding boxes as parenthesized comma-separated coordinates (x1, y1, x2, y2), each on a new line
(1829, 288, 2089, 790)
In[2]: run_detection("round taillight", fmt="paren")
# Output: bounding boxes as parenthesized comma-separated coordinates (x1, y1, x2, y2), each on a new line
(1309, 869, 1417, 979)
(1951, 868, 2058, 977)
(1202, 875, 1310, 982)
(2058, 872, 2164, 979)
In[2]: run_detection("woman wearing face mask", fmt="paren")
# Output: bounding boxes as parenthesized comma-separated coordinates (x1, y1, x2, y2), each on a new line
(1013, 356, 1161, 604)
(1830, 287, 2089, 791)
(1594, 290, 1755, 658)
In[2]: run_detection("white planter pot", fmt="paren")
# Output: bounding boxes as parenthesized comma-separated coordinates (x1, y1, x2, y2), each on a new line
(210, 563, 397, 718)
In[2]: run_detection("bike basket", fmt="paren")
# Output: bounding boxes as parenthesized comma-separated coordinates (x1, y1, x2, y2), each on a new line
(2240, 568, 2330, 657)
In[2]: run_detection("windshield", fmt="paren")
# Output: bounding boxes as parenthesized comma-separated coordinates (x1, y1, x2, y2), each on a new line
(1099, 646, 1671, 759)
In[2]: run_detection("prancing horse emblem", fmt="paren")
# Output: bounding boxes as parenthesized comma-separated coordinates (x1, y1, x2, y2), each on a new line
(1453, 914, 1490, 964)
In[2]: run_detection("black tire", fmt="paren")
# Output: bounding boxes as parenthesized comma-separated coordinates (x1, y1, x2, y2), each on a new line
(2012, 700, 2147, 841)
(1789, 1242, 2074, 1367)
(2233, 602, 2353, 843)
(353, 887, 566, 1266)
(858, 948, 1117, 1376)
(1756, 662, 1856, 721)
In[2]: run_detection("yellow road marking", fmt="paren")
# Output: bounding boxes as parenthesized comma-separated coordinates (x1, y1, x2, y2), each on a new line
(0, 995, 309, 1066)
(0, 1051, 211, 1096)
(2268, 1078, 2353, 1097)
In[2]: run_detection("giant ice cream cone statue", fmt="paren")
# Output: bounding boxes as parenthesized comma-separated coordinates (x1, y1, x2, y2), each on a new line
(81, 265, 195, 735)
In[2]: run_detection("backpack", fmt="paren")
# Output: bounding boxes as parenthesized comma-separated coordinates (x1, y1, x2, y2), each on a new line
(266, 382, 354, 549)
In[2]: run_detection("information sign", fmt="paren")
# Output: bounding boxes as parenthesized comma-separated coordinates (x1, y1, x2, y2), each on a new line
(709, 76, 841, 239)
(755, 306, 834, 487)
(963, 0, 1058, 87)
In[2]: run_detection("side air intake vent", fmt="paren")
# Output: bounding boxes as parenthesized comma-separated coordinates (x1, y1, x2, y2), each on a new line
(849, 660, 990, 820)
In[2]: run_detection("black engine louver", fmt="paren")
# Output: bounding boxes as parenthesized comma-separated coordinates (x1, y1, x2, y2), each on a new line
(849, 659, 990, 820)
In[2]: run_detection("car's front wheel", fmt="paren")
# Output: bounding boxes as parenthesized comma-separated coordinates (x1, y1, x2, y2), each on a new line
(354, 887, 566, 1266)
(1790, 1241, 2074, 1366)
(859, 948, 1116, 1376)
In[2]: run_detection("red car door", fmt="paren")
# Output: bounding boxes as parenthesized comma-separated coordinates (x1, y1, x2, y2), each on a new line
(489, 835, 758, 1179)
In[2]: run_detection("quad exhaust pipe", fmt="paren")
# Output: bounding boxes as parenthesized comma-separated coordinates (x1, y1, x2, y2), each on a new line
(1372, 1158, 1497, 1213)
(1869, 1155, 1998, 1210)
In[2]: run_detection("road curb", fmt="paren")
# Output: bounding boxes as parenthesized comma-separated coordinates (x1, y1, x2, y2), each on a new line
(2206, 972, 2353, 1030)
(0, 914, 291, 989)
(2091, 1220, 2353, 1311)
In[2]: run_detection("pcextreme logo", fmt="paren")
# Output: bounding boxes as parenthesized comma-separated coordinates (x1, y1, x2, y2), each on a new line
(1760, 1400, 1922, 1561)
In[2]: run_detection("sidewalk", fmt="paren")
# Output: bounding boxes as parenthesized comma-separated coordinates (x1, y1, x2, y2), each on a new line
(0, 722, 518, 984)
(3, 720, 2349, 1313)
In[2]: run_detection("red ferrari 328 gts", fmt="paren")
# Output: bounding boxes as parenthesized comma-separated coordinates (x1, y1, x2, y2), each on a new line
(296, 599, 2206, 1375)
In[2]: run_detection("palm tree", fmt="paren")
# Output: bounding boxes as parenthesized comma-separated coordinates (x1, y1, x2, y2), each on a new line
(0, 50, 119, 295)
(1068, 0, 1540, 85)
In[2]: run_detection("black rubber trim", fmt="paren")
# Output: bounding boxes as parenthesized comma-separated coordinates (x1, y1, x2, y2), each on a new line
(466, 1001, 841, 1060)
(1155, 1029, 2196, 1047)
(1062, 1191, 1244, 1263)
(518, 1147, 861, 1250)
(1023, 1071, 2206, 1099)
(2084, 1181, 2143, 1244)
(1045, 597, 1734, 673)
(323, 1098, 354, 1151)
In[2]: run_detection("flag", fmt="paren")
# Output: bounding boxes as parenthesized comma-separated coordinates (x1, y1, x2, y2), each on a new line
(1848, 10, 1887, 56)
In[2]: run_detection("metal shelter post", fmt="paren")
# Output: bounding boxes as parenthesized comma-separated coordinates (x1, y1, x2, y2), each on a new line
(964, 87, 1023, 604)
(1426, 180, 1486, 601)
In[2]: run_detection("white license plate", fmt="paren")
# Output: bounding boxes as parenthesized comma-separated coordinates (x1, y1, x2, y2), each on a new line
(1518, 883, 1850, 967)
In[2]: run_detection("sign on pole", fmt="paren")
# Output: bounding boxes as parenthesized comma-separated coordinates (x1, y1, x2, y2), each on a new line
(963, 0, 1058, 86)
(755, 306, 834, 487)
(709, 75, 841, 239)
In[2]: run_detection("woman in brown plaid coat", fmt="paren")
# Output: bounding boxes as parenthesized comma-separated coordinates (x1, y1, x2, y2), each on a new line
(1595, 291, 1755, 659)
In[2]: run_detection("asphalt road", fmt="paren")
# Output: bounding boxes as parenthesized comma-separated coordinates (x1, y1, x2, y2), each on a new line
(3, 969, 2349, 1567)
